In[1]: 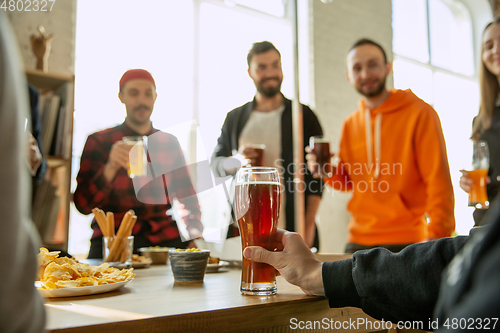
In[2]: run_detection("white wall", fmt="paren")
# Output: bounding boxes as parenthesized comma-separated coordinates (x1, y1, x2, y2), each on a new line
(309, 0, 394, 253)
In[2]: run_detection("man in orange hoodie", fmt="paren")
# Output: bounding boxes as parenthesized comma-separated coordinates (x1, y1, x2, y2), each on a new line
(308, 38, 455, 253)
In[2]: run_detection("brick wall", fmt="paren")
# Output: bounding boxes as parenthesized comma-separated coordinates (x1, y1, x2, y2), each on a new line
(310, 0, 393, 252)
(6, 0, 77, 76)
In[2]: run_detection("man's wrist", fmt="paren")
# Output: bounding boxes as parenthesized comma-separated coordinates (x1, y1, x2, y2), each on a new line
(103, 163, 119, 182)
(304, 261, 325, 296)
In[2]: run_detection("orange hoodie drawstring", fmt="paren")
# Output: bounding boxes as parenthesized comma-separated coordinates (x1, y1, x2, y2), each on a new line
(364, 108, 382, 179)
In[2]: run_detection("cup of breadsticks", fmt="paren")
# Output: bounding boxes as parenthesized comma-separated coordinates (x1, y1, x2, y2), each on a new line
(92, 208, 137, 268)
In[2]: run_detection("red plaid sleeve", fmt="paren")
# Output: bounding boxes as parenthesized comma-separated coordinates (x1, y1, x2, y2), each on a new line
(73, 133, 114, 215)
(74, 124, 203, 244)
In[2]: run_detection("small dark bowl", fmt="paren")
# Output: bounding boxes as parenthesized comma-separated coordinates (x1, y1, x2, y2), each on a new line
(138, 247, 174, 265)
(169, 249, 210, 283)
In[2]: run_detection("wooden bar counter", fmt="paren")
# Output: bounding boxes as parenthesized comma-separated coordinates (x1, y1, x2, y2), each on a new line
(44, 264, 387, 333)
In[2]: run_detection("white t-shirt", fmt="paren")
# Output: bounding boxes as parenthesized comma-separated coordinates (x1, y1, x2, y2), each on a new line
(238, 105, 287, 229)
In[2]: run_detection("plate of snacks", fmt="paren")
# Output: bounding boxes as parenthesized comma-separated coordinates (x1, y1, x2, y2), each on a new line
(131, 254, 152, 269)
(35, 280, 132, 298)
(36, 248, 135, 298)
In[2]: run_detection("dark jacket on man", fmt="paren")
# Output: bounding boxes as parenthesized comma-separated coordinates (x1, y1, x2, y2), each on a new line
(210, 96, 324, 238)
(323, 194, 500, 332)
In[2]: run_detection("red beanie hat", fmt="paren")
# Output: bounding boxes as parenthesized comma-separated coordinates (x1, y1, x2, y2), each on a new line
(119, 69, 156, 90)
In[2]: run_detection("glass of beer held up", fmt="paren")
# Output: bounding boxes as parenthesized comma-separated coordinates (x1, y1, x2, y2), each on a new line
(234, 167, 280, 295)
(246, 144, 265, 167)
(310, 136, 332, 177)
(468, 140, 489, 209)
(123, 136, 147, 178)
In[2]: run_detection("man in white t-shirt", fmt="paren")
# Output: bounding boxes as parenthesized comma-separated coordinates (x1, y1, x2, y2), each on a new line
(210, 41, 324, 249)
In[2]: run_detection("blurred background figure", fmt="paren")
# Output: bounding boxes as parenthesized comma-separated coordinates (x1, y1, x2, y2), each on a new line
(307, 39, 455, 254)
(460, 17, 500, 227)
(210, 41, 324, 249)
(73, 69, 203, 258)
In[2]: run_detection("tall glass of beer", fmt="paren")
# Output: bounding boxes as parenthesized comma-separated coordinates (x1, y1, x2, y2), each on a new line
(310, 136, 332, 177)
(246, 144, 265, 167)
(234, 167, 280, 295)
(468, 140, 489, 209)
(123, 136, 147, 178)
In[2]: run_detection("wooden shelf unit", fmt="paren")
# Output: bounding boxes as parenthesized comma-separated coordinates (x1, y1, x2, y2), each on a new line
(26, 69, 74, 251)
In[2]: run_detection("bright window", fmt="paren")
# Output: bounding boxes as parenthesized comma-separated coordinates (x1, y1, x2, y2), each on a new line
(428, 0, 474, 76)
(71, 0, 294, 256)
(392, 0, 479, 235)
(392, 0, 429, 63)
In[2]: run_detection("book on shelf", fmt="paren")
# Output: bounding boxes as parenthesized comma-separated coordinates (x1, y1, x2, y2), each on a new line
(38, 92, 50, 118)
(32, 178, 60, 243)
(38, 82, 70, 158)
(51, 104, 66, 157)
(32, 163, 67, 244)
(41, 94, 61, 156)
(42, 195, 62, 244)
(32, 178, 50, 230)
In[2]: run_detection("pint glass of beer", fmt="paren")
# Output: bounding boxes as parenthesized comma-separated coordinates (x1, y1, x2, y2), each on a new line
(309, 136, 332, 177)
(123, 136, 147, 178)
(234, 167, 280, 295)
(468, 140, 489, 209)
(246, 144, 265, 167)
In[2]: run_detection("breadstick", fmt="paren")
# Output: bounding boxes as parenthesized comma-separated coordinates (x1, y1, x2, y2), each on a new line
(118, 215, 137, 263)
(106, 211, 115, 238)
(107, 210, 134, 261)
(116, 210, 134, 238)
(92, 208, 109, 238)
(97, 209, 109, 237)
(127, 215, 137, 236)
(119, 239, 128, 263)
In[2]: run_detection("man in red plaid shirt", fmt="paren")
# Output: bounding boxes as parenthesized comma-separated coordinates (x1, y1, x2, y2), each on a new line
(74, 69, 203, 258)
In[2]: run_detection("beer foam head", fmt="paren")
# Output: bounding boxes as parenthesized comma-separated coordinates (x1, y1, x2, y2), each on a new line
(235, 180, 281, 186)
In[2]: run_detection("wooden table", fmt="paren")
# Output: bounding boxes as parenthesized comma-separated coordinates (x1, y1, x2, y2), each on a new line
(44, 264, 387, 333)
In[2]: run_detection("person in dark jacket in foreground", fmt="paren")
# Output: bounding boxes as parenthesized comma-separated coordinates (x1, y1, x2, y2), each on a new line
(243, 194, 500, 332)
(0, 11, 46, 333)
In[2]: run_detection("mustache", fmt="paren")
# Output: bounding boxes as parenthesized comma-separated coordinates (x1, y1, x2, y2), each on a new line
(133, 105, 151, 112)
(261, 77, 281, 84)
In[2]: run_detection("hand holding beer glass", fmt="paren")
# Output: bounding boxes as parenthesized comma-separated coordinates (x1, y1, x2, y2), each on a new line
(307, 136, 333, 178)
(123, 136, 147, 178)
(240, 144, 266, 167)
(462, 141, 490, 209)
(234, 167, 280, 295)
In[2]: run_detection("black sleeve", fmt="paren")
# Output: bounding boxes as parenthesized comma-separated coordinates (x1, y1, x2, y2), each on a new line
(322, 236, 469, 330)
(210, 111, 235, 177)
(434, 200, 500, 332)
(28, 83, 47, 185)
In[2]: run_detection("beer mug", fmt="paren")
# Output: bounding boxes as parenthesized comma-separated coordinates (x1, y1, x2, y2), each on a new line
(309, 136, 332, 177)
(234, 167, 280, 295)
(467, 140, 489, 209)
(246, 144, 265, 167)
(123, 136, 147, 178)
